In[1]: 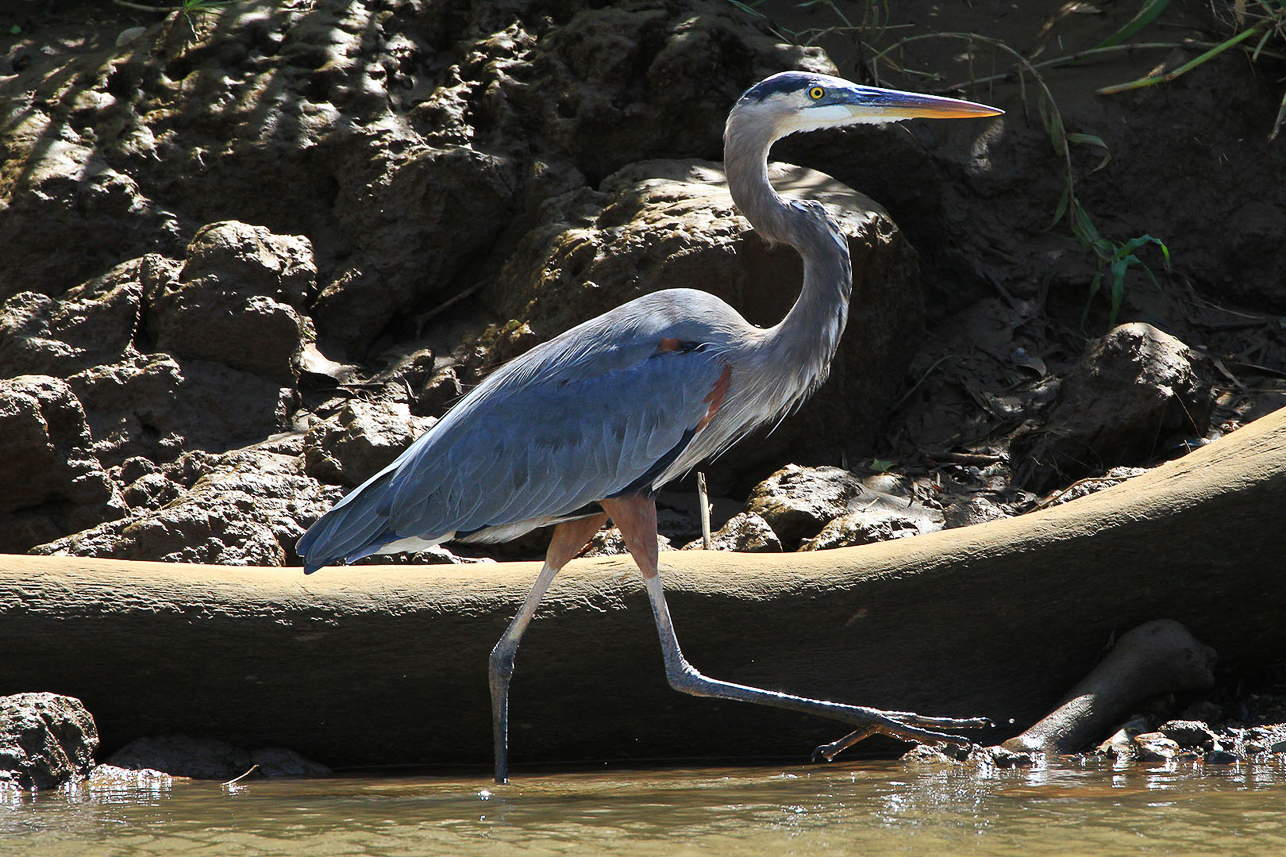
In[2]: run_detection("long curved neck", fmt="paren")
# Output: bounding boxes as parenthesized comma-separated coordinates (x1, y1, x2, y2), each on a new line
(724, 107, 853, 403)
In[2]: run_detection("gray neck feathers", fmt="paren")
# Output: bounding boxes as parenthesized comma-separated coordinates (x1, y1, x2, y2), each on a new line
(724, 104, 854, 408)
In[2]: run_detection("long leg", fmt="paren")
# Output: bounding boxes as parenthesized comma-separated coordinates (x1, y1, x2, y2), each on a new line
(490, 513, 608, 784)
(600, 496, 989, 752)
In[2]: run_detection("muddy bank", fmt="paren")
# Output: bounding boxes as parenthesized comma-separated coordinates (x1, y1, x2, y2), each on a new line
(2, 0, 1284, 568)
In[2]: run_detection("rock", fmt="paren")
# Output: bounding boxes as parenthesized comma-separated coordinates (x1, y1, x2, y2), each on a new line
(582, 527, 673, 557)
(1203, 749, 1239, 765)
(108, 735, 249, 780)
(983, 746, 1037, 768)
(1133, 731, 1181, 761)
(149, 221, 315, 383)
(107, 734, 329, 780)
(900, 744, 962, 766)
(943, 494, 1010, 529)
(1097, 716, 1151, 758)
(0, 255, 163, 376)
(683, 511, 782, 552)
(744, 464, 865, 545)
(0, 375, 124, 552)
(484, 160, 922, 471)
(0, 693, 98, 789)
(88, 764, 177, 789)
(303, 398, 436, 487)
(32, 448, 341, 566)
(1158, 719, 1219, 751)
(1012, 323, 1215, 491)
(799, 492, 943, 550)
(69, 353, 295, 468)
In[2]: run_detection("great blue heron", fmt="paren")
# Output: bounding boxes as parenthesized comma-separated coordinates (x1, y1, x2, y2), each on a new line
(298, 71, 1002, 783)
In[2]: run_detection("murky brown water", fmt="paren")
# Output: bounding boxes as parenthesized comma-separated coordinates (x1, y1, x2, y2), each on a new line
(4, 757, 1286, 856)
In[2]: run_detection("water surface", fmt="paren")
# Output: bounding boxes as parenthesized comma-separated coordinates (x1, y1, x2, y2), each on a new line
(4, 757, 1285, 856)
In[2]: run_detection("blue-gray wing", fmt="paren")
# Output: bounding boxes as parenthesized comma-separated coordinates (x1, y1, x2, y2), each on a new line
(297, 344, 729, 571)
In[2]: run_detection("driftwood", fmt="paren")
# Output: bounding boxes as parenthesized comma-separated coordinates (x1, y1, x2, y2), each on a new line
(1000, 619, 1217, 755)
(1, 407, 1285, 769)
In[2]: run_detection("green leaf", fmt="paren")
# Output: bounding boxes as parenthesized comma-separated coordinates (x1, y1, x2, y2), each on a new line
(1082, 272, 1104, 326)
(1066, 132, 1112, 171)
(1073, 205, 1101, 245)
(1050, 185, 1071, 229)
(8, 24, 19, 35)
(1091, 0, 1170, 50)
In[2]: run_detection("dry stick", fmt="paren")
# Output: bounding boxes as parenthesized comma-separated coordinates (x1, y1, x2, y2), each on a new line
(111, 0, 225, 10)
(697, 472, 712, 550)
(222, 764, 259, 786)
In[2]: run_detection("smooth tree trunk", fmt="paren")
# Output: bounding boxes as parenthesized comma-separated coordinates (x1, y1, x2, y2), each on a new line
(2, 408, 1284, 769)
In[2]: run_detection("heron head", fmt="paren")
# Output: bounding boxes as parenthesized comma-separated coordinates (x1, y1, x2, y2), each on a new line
(735, 71, 1002, 141)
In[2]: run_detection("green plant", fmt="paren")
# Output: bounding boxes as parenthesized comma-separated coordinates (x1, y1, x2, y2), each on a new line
(866, 31, 1171, 326)
(1099, 1, 1286, 142)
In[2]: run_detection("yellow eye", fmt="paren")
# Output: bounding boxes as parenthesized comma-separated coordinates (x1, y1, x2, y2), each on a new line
(808, 85, 825, 100)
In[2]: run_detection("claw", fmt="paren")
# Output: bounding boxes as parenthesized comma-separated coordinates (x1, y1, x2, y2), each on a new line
(811, 713, 992, 762)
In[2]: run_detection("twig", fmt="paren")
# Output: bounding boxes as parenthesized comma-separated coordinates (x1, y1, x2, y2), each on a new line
(414, 280, 487, 335)
(697, 472, 712, 550)
(112, 0, 178, 10)
(222, 764, 259, 786)
(925, 450, 1001, 466)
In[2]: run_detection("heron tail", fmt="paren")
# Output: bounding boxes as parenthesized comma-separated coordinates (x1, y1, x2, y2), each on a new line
(296, 471, 398, 573)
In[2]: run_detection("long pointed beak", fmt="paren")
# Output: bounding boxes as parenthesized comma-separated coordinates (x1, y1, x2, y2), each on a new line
(849, 88, 1003, 120)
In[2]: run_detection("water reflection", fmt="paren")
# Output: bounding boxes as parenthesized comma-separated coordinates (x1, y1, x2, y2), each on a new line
(2, 757, 1285, 856)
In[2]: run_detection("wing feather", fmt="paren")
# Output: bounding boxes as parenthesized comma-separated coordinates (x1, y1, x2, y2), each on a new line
(297, 288, 754, 571)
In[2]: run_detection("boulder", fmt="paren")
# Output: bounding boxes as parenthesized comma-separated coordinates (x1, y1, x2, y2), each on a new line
(683, 511, 783, 552)
(0, 693, 98, 789)
(743, 464, 865, 545)
(1012, 323, 1216, 491)
(0, 376, 123, 553)
(32, 448, 340, 566)
(149, 221, 315, 383)
(1158, 719, 1219, 752)
(0, 255, 168, 376)
(800, 495, 943, 551)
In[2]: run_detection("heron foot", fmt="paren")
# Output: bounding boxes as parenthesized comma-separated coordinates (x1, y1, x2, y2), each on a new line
(811, 710, 993, 762)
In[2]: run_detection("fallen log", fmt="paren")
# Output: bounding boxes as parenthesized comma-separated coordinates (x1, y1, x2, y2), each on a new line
(1000, 619, 1218, 755)
(2, 407, 1285, 770)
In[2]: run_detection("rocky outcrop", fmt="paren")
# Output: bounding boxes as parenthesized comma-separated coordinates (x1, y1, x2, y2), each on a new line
(0, 693, 98, 789)
(683, 511, 783, 552)
(0, 376, 123, 553)
(744, 464, 866, 545)
(149, 221, 315, 384)
(303, 399, 436, 487)
(32, 447, 339, 566)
